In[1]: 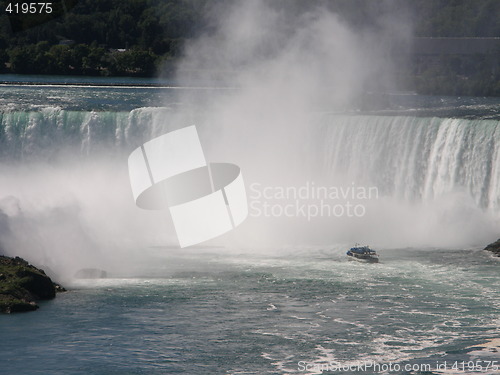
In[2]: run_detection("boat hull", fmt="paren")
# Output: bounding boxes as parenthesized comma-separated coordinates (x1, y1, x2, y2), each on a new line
(347, 254, 379, 263)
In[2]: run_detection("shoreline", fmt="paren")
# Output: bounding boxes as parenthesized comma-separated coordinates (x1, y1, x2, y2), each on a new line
(0, 81, 236, 89)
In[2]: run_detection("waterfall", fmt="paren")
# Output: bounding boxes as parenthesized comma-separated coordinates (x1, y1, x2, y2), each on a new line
(1, 109, 499, 214)
(0, 107, 182, 159)
(0, 108, 499, 254)
(316, 115, 500, 214)
(0, 108, 500, 212)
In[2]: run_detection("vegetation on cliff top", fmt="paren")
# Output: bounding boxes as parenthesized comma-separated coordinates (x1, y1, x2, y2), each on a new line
(0, 0, 499, 94)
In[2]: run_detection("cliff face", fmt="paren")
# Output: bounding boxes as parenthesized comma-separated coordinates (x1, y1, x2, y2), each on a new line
(484, 239, 500, 257)
(0, 255, 65, 313)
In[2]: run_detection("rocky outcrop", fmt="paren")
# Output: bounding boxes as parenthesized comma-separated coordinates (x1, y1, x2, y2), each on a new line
(0, 255, 65, 313)
(484, 239, 500, 257)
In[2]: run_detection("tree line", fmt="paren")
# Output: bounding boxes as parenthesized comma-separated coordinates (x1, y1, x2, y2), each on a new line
(0, 0, 499, 95)
(0, 0, 206, 76)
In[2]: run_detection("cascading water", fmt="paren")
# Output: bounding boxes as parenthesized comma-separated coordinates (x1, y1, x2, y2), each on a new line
(2, 108, 499, 213)
(0, 107, 499, 278)
(2, 3, 499, 372)
(316, 115, 500, 214)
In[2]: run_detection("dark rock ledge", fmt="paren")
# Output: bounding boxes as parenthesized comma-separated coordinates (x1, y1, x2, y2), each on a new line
(0, 255, 66, 313)
(484, 239, 500, 257)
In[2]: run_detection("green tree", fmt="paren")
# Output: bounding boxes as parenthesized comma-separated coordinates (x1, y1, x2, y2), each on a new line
(8, 45, 37, 73)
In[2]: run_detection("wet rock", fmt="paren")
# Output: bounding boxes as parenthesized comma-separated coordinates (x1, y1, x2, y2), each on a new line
(0, 255, 65, 313)
(484, 239, 500, 257)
